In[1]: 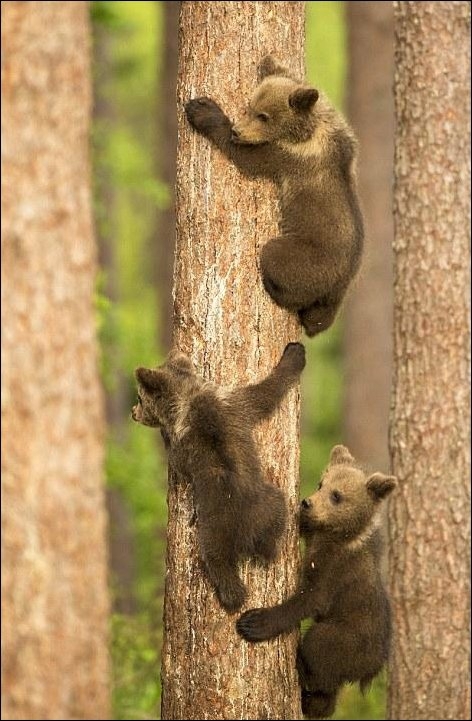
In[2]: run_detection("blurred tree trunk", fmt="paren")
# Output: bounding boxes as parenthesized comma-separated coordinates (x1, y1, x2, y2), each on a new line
(344, 1, 394, 472)
(156, 0, 180, 351)
(389, 2, 470, 720)
(161, 3, 304, 719)
(1, 2, 110, 719)
(92, 7, 137, 616)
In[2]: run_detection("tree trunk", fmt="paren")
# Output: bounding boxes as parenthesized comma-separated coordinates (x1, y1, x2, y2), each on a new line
(156, 0, 180, 351)
(1, 2, 110, 719)
(344, 1, 394, 472)
(161, 3, 304, 719)
(389, 3, 471, 719)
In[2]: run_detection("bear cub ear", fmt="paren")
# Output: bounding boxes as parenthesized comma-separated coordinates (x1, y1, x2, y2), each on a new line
(135, 367, 168, 394)
(329, 444, 355, 466)
(289, 87, 319, 112)
(366, 473, 398, 501)
(166, 350, 194, 375)
(258, 54, 291, 81)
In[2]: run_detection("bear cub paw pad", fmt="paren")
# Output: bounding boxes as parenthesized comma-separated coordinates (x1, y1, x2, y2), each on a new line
(185, 97, 223, 130)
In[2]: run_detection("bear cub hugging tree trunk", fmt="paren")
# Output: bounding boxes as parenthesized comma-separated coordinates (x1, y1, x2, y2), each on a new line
(132, 342, 306, 612)
(237, 445, 396, 719)
(185, 55, 364, 336)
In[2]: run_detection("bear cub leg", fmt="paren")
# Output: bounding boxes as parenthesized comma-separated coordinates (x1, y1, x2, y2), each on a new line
(298, 302, 339, 337)
(201, 544, 246, 613)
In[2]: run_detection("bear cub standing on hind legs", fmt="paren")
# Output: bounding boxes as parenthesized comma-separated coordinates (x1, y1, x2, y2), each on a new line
(237, 445, 397, 719)
(132, 342, 305, 612)
(185, 55, 364, 336)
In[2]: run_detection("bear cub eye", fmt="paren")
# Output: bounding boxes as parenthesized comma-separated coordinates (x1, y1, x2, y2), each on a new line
(257, 112, 269, 122)
(330, 490, 342, 505)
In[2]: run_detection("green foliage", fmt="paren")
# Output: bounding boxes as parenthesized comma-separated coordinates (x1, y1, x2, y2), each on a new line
(306, 1, 347, 111)
(333, 671, 387, 720)
(111, 609, 162, 720)
(300, 323, 343, 499)
(91, 3, 166, 719)
(95, 270, 117, 393)
(91, 1, 127, 30)
(301, 0, 346, 495)
(106, 425, 167, 607)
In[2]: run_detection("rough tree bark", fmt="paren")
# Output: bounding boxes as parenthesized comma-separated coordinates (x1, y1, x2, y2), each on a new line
(389, 3, 471, 720)
(161, 3, 304, 719)
(344, 1, 394, 472)
(1, 3, 110, 719)
(156, 0, 180, 350)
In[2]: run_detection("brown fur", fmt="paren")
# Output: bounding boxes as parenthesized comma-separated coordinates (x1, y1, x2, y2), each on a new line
(236, 445, 396, 718)
(132, 343, 306, 612)
(185, 55, 364, 336)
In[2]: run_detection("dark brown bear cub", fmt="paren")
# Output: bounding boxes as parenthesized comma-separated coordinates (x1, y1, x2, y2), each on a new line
(185, 55, 364, 336)
(237, 445, 396, 718)
(132, 342, 305, 613)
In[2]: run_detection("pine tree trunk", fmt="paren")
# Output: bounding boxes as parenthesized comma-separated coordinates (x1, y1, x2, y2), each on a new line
(161, 3, 305, 719)
(156, 0, 180, 350)
(389, 3, 471, 719)
(1, 2, 110, 719)
(344, 1, 394, 472)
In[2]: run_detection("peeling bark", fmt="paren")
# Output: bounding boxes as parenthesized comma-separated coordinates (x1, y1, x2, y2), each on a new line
(161, 2, 305, 719)
(1, 3, 110, 719)
(389, 3, 471, 719)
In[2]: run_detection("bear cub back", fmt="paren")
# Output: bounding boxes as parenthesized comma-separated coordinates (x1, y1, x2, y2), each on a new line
(132, 343, 306, 613)
(185, 55, 364, 336)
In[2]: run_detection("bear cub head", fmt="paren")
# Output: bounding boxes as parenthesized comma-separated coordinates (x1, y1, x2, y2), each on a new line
(231, 54, 319, 146)
(300, 444, 397, 542)
(132, 350, 201, 431)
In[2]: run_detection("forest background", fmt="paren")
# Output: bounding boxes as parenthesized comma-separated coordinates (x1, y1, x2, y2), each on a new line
(93, 2, 389, 719)
(3, 1, 469, 719)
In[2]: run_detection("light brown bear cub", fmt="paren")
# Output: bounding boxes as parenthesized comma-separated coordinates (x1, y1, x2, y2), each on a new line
(237, 445, 396, 719)
(185, 55, 364, 336)
(132, 343, 305, 613)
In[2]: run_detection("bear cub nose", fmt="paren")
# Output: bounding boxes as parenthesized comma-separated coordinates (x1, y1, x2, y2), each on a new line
(301, 498, 312, 510)
(231, 126, 241, 139)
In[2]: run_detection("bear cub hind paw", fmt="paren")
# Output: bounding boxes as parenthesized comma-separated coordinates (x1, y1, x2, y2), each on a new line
(216, 576, 247, 614)
(280, 342, 306, 373)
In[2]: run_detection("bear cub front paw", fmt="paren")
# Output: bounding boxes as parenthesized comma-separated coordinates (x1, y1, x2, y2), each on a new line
(185, 97, 225, 133)
(236, 607, 274, 642)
